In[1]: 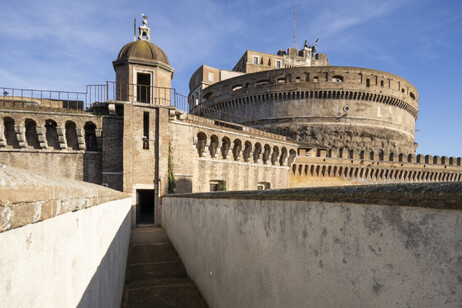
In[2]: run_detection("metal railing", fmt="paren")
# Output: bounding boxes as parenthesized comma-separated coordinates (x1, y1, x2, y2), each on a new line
(1, 87, 87, 110)
(86, 82, 189, 112)
(1, 82, 190, 113)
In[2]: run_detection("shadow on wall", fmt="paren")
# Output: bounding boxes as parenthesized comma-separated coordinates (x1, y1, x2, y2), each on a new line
(83, 152, 102, 184)
(77, 210, 131, 308)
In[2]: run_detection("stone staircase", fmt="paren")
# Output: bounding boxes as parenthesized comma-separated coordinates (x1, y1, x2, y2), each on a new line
(122, 227, 207, 307)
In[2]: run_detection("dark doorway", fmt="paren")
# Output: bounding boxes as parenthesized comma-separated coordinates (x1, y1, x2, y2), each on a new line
(137, 73, 151, 103)
(136, 189, 154, 224)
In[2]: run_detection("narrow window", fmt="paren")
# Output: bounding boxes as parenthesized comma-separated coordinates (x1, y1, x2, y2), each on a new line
(253, 56, 259, 64)
(143, 112, 149, 149)
(324, 72, 328, 81)
(380, 80, 384, 87)
(137, 73, 151, 103)
(366, 79, 370, 87)
(276, 60, 281, 68)
(208, 72, 214, 82)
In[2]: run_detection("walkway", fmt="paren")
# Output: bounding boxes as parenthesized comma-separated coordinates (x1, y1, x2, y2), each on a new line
(122, 227, 207, 308)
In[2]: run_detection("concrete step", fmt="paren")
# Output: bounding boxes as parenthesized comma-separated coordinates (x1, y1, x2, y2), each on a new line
(122, 227, 207, 308)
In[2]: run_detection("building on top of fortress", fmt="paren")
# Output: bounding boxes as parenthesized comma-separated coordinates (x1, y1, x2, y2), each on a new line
(188, 40, 418, 156)
(0, 17, 460, 226)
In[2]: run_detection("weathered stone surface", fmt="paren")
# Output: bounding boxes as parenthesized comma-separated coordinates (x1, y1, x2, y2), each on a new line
(0, 165, 126, 232)
(163, 183, 461, 308)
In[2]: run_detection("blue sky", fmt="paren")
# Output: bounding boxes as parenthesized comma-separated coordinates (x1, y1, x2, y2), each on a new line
(1, 0, 461, 156)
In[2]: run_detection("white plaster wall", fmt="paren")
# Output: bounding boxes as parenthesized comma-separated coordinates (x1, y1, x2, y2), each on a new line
(0, 198, 131, 308)
(163, 197, 461, 308)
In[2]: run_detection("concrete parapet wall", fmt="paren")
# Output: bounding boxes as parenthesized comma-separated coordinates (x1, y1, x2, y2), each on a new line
(163, 183, 461, 308)
(0, 166, 131, 307)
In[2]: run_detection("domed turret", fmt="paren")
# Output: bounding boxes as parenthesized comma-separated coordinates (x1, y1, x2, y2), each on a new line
(112, 16, 174, 105)
(116, 40, 170, 66)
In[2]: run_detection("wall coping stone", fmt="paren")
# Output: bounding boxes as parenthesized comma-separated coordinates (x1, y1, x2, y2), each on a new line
(0, 165, 127, 232)
(165, 182, 462, 210)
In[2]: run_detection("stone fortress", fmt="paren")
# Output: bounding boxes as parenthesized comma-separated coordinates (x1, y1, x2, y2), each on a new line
(0, 17, 461, 227)
(1, 17, 461, 308)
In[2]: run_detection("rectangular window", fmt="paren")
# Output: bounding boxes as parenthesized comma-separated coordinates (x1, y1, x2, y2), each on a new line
(253, 56, 259, 65)
(143, 112, 149, 149)
(208, 72, 214, 82)
(276, 60, 281, 68)
(324, 72, 328, 82)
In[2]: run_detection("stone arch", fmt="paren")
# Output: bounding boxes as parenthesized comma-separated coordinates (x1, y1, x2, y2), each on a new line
(84, 121, 97, 151)
(271, 146, 279, 165)
(327, 166, 332, 176)
(365, 168, 370, 179)
(288, 149, 297, 165)
(253, 142, 262, 163)
(3, 117, 20, 149)
(344, 167, 349, 178)
(292, 164, 297, 175)
(196, 132, 207, 157)
(46, 119, 60, 150)
(209, 135, 219, 158)
(298, 165, 303, 175)
(310, 165, 315, 176)
(221, 137, 231, 159)
(321, 165, 326, 177)
(232, 139, 242, 161)
(316, 165, 321, 176)
(333, 166, 338, 177)
(65, 121, 79, 150)
(304, 165, 309, 176)
(262, 144, 271, 164)
(25, 119, 40, 149)
(243, 141, 252, 162)
(279, 147, 288, 166)
(338, 166, 343, 177)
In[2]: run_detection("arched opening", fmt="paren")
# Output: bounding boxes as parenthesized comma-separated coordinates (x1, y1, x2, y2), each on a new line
(253, 142, 262, 163)
(4, 117, 20, 149)
(196, 132, 207, 157)
(279, 147, 288, 166)
(271, 146, 279, 165)
(332, 75, 344, 82)
(221, 137, 231, 159)
(232, 139, 242, 161)
(262, 144, 271, 164)
(45, 119, 60, 150)
(288, 149, 297, 165)
(65, 121, 79, 150)
(84, 121, 97, 151)
(209, 135, 219, 158)
(24, 119, 40, 149)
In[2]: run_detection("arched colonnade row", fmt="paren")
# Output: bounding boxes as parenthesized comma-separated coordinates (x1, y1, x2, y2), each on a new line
(291, 163, 462, 183)
(0, 117, 100, 151)
(194, 132, 297, 166)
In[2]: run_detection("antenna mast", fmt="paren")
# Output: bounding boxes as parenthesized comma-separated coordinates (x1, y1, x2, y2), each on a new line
(293, 0, 296, 48)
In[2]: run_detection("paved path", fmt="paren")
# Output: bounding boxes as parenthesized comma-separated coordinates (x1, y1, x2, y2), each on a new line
(122, 227, 207, 308)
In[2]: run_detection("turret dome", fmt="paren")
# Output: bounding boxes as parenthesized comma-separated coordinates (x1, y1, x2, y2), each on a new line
(116, 40, 170, 65)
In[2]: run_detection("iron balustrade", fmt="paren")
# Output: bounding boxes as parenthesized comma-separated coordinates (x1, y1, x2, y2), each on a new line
(0, 86, 86, 110)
